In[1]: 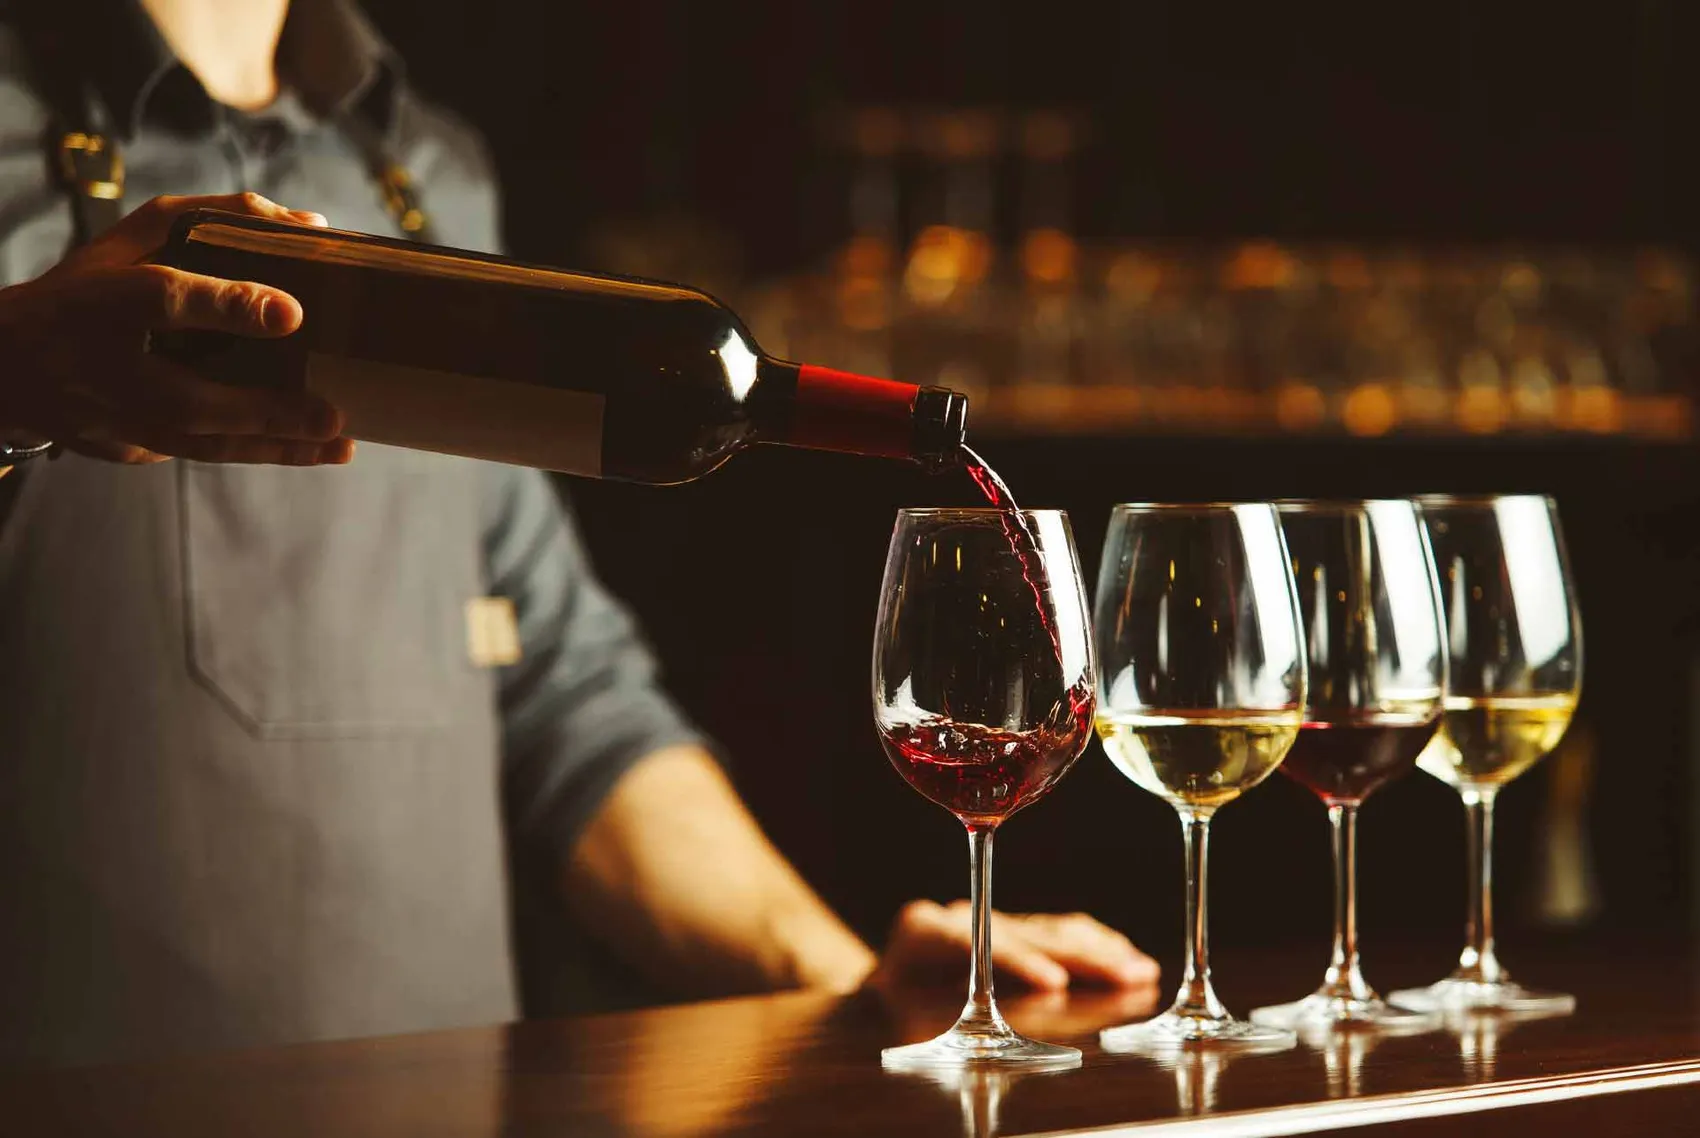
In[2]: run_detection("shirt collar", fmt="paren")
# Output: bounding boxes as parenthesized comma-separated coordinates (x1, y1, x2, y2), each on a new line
(275, 0, 404, 124)
(90, 0, 403, 138)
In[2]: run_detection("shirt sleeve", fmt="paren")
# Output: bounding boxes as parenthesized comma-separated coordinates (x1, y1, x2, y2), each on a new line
(482, 464, 707, 860)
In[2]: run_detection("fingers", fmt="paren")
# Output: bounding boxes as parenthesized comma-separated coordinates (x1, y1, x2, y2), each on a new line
(29, 374, 353, 467)
(86, 265, 305, 338)
(993, 987, 1163, 1038)
(876, 900, 1161, 995)
(998, 912, 1162, 988)
(14, 387, 159, 464)
(76, 421, 354, 466)
(894, 899, 1071, 990)
(57, 438, 168, 464)
(0, 193, 342, 466)
(133, 357, 341, 440)
(113, 192, 328, 250)
(985, 929, 1072, 991)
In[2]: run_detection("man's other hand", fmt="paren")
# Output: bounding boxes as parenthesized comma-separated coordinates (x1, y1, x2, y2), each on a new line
(868, 899, 1161, 993)
(0, 192, 351, 466)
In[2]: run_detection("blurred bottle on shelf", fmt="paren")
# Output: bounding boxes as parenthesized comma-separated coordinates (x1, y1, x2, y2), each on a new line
(1497, 259, 1561, 431)
(1011, 111, 1090, 428)
(901, 108, 999, 309)
(745, 106, 903, 376)
(844, 108, 904, 262)
(1456, 345, 1508, 435)
(1091, 247, 1167, 428)
(891, 107, 1005, 405)
(1220, 241, 1306, 433)
(828, 107, 904, 378)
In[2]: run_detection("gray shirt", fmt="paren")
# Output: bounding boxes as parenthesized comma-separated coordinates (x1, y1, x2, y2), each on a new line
(0, 0, 701, 1066)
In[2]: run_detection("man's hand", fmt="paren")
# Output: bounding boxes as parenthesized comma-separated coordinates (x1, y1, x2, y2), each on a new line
(867, 900, 1161, 993)
(564, 747, 1161, 1001)
(0, 192, 350, 466)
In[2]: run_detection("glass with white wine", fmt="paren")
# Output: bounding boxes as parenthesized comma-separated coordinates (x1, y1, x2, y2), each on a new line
(1390, 495, 1582, 1015)
(1093, 503, 1307, 1050)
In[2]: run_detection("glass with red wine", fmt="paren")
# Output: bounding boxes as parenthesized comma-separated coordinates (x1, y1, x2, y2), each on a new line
(873, 503, 1096, 1070)
(1249, 500, 1447, 1034)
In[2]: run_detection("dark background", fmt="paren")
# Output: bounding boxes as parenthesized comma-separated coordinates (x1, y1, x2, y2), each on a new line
(362, 0, 1700, 991)
(366, 0, 1700, 270)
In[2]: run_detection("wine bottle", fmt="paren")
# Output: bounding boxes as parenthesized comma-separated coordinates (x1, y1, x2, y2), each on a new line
(150, 210, 967, 483)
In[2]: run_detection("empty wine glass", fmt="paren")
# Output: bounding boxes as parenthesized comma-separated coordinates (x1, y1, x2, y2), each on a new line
(1250, 500, 1446, 1034)
(1093, 503, 1306, 1051)
(874, 508, 1097, 1068)
(1390, 495, 1582, 1015)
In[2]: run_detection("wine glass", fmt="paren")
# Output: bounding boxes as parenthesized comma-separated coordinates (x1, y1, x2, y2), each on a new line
(1389, 495, 1582, 1015)
(1093, 503, 1306, 1050)
(874, 508, 1097, 1068)
(1250, 501, 1446, 1033)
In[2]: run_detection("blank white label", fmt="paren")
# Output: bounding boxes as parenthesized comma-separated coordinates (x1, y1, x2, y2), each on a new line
(304, 352, 604, 476)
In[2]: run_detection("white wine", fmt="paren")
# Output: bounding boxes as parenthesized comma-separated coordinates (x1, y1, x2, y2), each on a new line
(1096, 710, 1302, 809)
(1416, 694, 1578, 790)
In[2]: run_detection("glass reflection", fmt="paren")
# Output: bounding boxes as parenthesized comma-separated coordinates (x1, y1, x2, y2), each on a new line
(716, 329, 760, 401)
(1157, 1048, 1225, 1116)
(902, 1064, 1046, 1138)
(883, 987, 1142, 1138)
(1300, 1024, 1380, 1100)
(1365, 499, 1446, 688)
(1445, 1005, 1570, 1083)
(1492, 497, 1574, 673)
(1233, 503, 1304, 707)
(878, 987, 1162, 1053)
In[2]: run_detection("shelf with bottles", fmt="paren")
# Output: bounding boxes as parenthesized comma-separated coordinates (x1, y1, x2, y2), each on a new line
(744, 105, 1695, 442)
(747, 238, 1695, 442)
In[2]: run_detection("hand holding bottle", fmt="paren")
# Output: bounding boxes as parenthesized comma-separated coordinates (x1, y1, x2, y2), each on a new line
(0, 192, 349, 467)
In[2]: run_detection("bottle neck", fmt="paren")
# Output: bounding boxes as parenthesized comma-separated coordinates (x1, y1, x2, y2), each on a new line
(756, 360, 966, 468)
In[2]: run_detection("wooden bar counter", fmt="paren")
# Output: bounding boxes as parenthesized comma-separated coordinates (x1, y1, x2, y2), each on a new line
(3, 941, 1696, 1136)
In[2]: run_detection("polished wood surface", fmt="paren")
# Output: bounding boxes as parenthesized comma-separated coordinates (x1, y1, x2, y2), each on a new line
(3, 941, 1696, 1136)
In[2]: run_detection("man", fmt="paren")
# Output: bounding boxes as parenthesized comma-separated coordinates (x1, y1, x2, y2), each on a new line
(0, 0, 1156, 1067)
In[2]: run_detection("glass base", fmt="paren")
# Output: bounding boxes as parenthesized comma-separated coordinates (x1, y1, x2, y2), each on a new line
(1250, 992, 1439, 1034)
(882, 1027, 1081, 1071)
(1389, 978, 1576, 1016)
(1100, 1010, 1296, 1053)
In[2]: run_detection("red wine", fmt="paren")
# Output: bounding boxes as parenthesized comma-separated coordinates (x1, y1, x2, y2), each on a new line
(881, 687, 1094, 826)
(150, 210, 966, 482)
(1279, 710, 1439, 804)
(961, 444, 1022, 515)
(962, 445, 1050, 642)
(959, 445, 1092, 722)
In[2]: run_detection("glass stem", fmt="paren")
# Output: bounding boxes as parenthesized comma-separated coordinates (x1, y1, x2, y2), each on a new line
(1322, 802, 1372, 1000)
(1457, 788, 1503, 983)
(1173, 808, 1228, 1020)
(958, 824, 1009, 1035)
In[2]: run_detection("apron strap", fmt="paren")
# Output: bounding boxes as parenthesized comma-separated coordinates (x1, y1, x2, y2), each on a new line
(337, 109, 436, 245)
(8, 3, 124, 243)
(54, 130, 125, 244)
(9, 5, 433, 247)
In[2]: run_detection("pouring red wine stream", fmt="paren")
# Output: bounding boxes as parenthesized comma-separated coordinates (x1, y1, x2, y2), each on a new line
(960, 445, 1093, 722)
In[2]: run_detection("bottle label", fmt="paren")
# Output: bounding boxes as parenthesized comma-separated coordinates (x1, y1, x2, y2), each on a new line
(793, 365, 917, 459)
(304, 352, 604, 476)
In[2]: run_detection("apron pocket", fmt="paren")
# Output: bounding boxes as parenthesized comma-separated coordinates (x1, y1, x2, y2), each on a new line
(178, 455, 463, 738)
